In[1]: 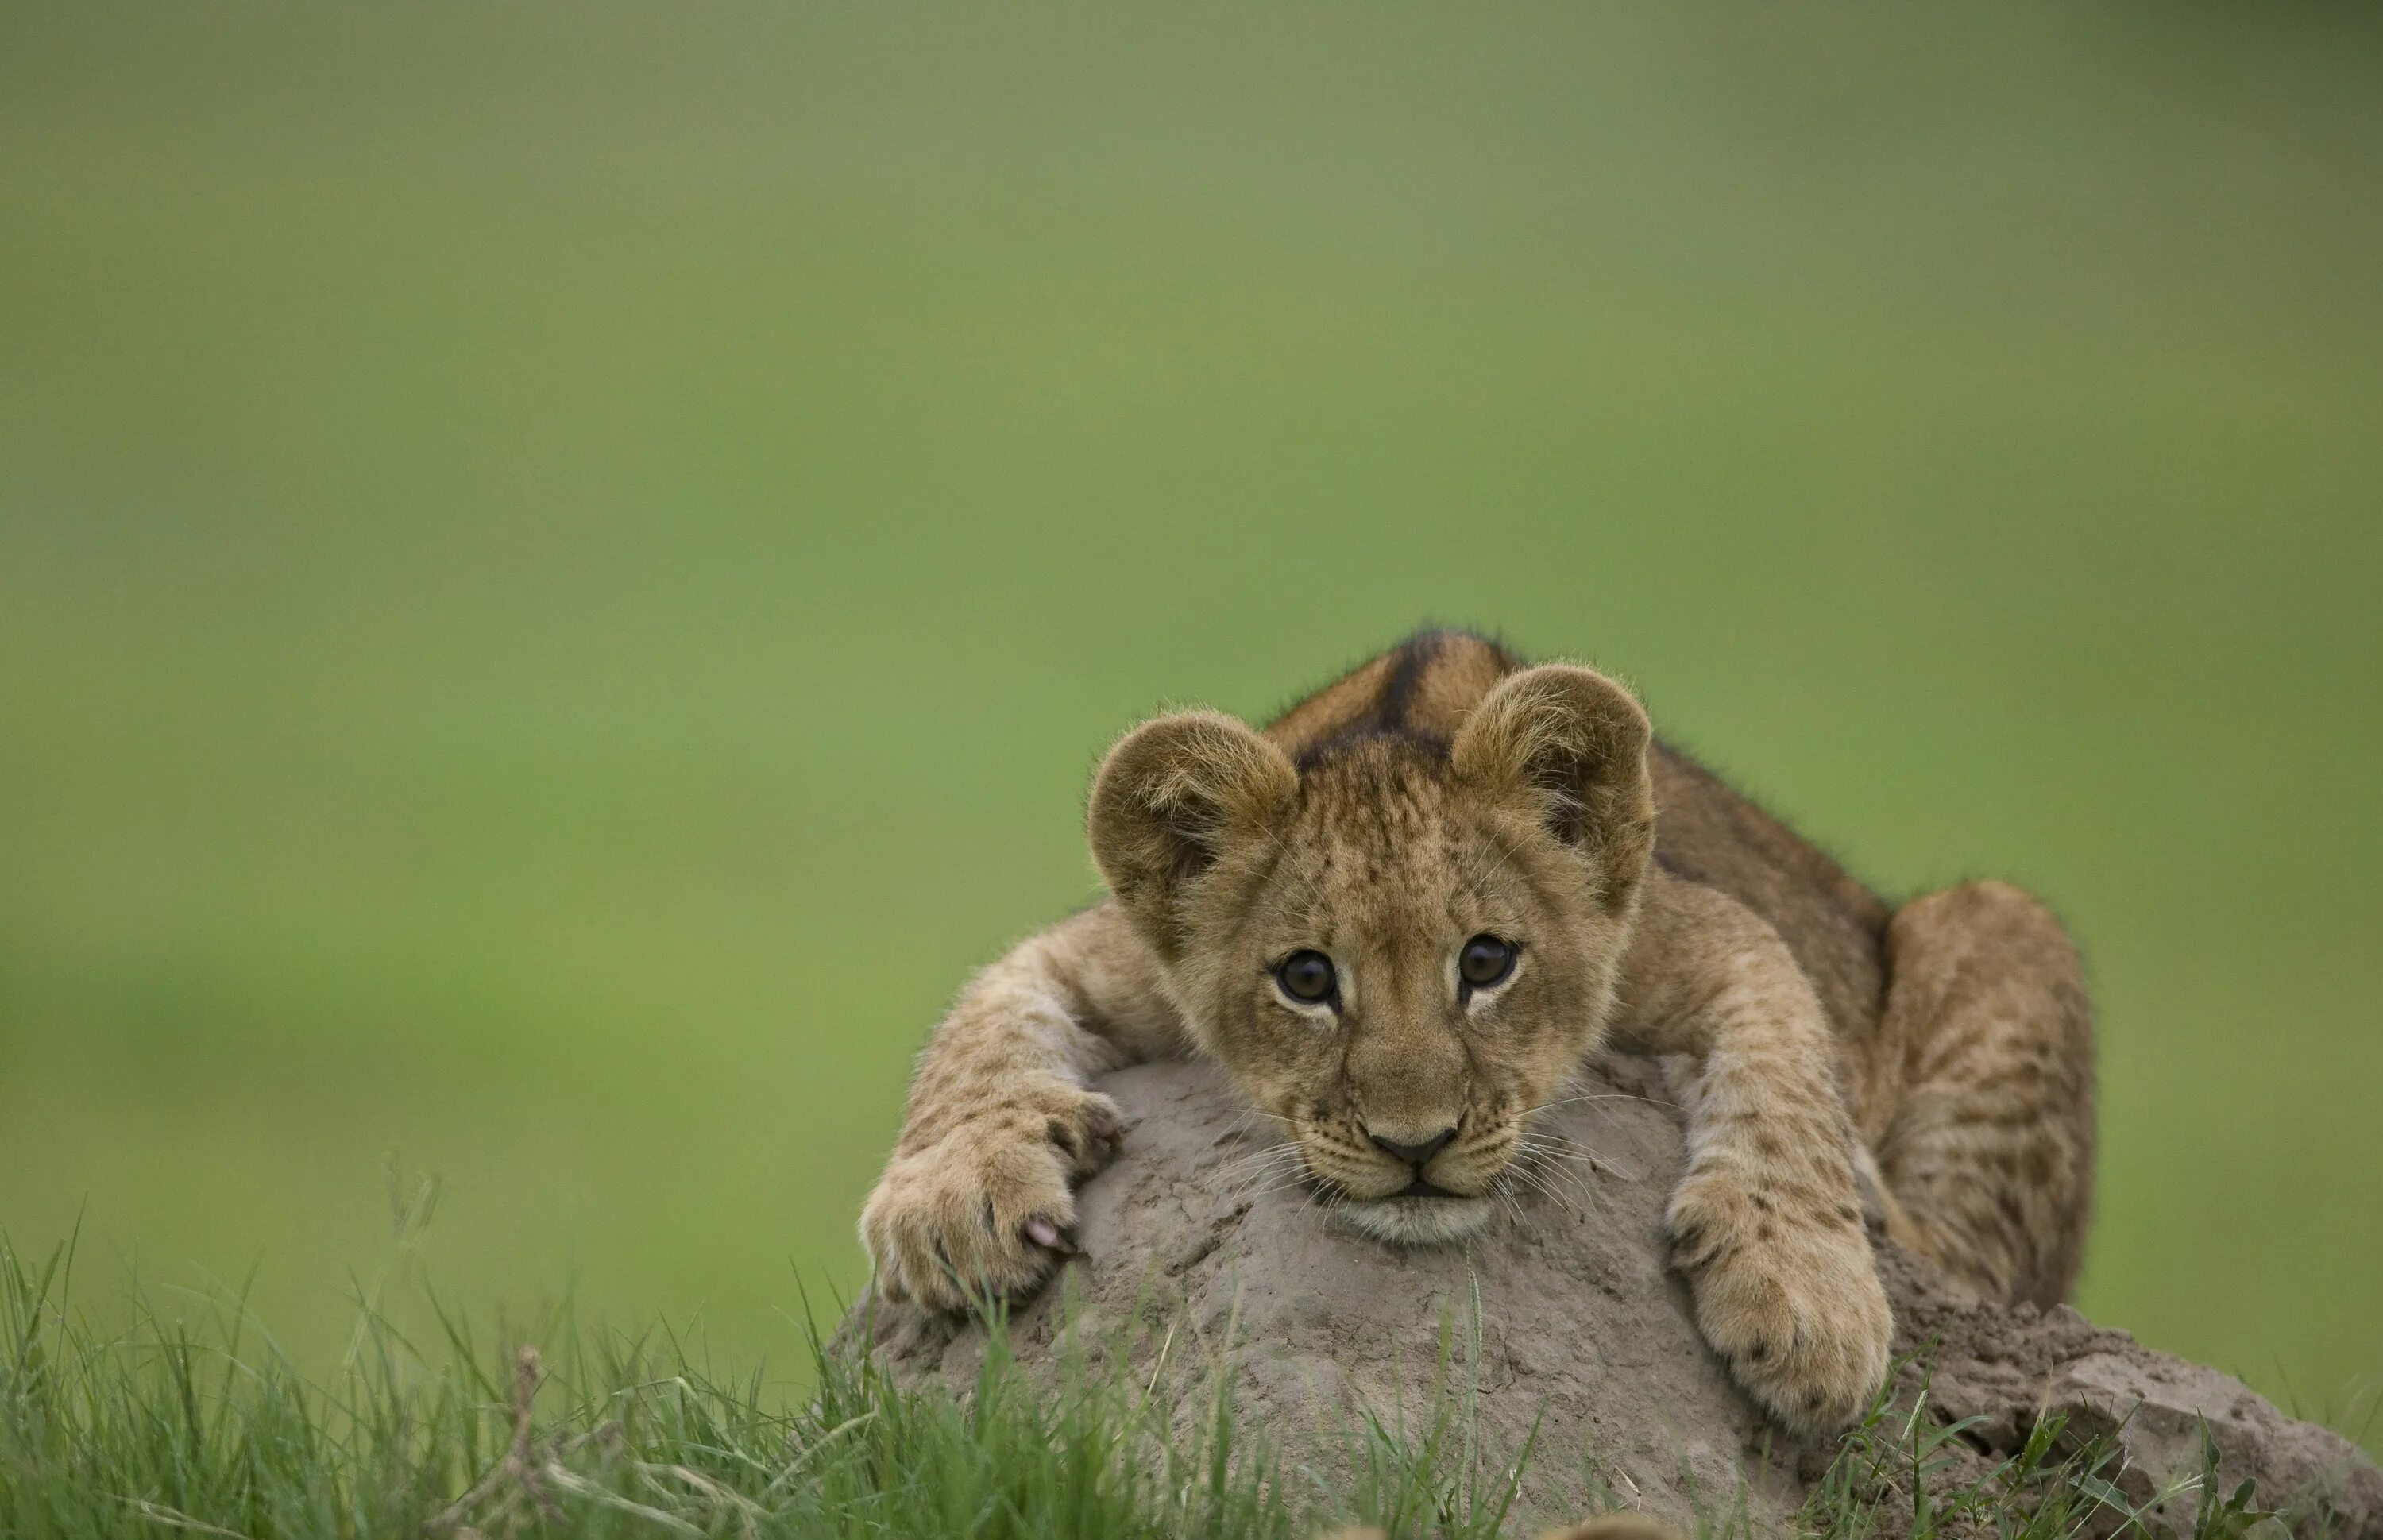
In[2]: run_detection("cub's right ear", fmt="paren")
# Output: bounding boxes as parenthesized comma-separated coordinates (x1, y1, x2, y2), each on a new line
(1088, 711, 1297, 959)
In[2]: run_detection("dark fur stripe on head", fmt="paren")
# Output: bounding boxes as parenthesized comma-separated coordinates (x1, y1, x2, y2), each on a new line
(1374, 629, 1444, 733)
(1276, 627, 1524, 773)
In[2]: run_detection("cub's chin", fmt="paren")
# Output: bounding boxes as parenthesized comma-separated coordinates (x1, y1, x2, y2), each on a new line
(1338, 1192, 1497, 1247)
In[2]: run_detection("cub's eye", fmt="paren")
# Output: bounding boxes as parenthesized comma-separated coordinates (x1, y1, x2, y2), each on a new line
(1458, 935, 1517, 990)
(1275, 950, 1338, 1005)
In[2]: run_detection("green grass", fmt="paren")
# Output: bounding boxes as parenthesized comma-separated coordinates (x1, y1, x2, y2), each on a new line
(3, 0, 2381, 1457)
(0, 1235, 2327, 1540)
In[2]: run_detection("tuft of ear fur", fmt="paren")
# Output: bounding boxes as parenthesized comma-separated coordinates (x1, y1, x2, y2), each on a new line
(1088, 711, 1298, 959)
(1451, 664, 1655, 913)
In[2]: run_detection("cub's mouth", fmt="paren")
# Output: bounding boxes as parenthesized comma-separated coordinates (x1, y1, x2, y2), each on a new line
(1278, 1119, 1517, 1247)
(1338, 1188, 1498, 1247)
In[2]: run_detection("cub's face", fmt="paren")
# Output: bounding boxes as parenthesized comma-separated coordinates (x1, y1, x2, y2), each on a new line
(1089, 666, 1656, 1247)
(1176, 739, 1635, 1243)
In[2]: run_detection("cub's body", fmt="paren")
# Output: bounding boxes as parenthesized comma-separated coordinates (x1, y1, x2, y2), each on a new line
(861, 632, 2094, 1434)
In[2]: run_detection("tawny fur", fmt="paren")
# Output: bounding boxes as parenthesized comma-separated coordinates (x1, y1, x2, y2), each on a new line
(859, 631, 2095, 1436)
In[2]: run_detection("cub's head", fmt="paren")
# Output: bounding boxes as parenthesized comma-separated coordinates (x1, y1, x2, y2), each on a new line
(1088, 665, 1655, 1245)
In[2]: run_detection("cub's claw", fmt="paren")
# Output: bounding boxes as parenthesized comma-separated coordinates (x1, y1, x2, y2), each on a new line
(1022, 1215, 1079, 1254)
(1046, 1098, 1124, 1177)
(859, 1088, 1123, 1314)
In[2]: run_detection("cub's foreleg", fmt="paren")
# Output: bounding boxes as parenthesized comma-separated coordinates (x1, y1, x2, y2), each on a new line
(1612, 872, 1892, 1434)
(859, 902, 1182, 1311)
(1853, 881, 2095, 1307)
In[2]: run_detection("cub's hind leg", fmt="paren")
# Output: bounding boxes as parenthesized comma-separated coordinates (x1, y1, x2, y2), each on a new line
(1856, 881, 2095, 1307)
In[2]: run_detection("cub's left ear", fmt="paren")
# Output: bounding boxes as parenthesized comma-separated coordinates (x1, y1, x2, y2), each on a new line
(1088, 710, 1298, 960)
(1451, 664, 1655, 912)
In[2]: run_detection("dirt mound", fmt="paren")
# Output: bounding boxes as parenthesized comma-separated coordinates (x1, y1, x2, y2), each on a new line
(842, 1059, 2381, 1536)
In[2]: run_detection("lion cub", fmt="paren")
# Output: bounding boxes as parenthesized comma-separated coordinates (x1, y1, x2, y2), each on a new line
(859, 632, 2095, 1434)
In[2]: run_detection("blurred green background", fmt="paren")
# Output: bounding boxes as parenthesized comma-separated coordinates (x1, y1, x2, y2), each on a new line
(3, 3, 2378, 1449)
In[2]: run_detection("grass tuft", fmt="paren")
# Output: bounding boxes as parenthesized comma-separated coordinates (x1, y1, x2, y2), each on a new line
(0, 1235, 2324, 1538)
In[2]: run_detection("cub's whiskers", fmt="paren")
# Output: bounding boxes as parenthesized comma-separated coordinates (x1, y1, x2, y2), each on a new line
(1523, 1088, 1679, 1117)
(1213, 1141, 1319, 1208)
(1512, 1131, 1621, 1206)
(1499, 1155, 1585, 1216)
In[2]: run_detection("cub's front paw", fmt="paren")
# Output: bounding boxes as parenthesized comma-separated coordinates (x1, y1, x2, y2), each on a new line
(859, 1090, 1123, 1314)
(1669, 1171, 1891, 1436)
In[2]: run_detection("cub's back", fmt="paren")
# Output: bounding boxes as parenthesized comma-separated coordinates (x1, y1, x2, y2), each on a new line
(1263, 630, 1890, 1039)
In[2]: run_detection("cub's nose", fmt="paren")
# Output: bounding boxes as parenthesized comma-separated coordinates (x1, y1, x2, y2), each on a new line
(1366, 1125, 1457, 1167)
